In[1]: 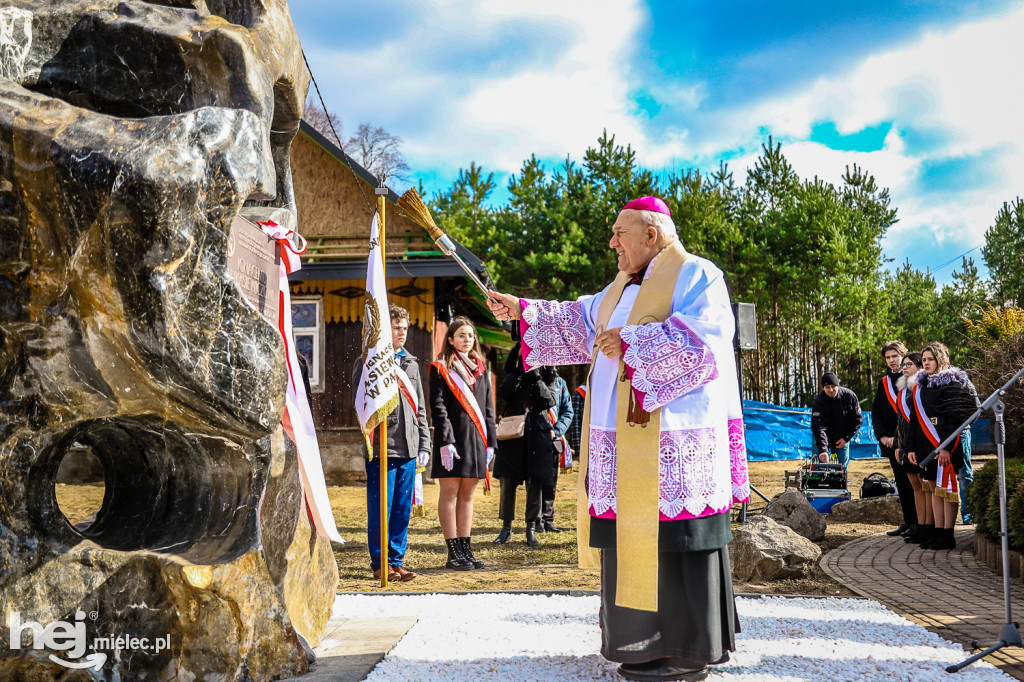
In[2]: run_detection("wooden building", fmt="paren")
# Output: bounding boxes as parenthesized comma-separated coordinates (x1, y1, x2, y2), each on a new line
(287, 121, 509, 484)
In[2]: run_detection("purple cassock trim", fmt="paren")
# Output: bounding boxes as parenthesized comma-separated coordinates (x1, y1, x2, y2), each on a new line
(619, 315, 719, 412)
(519, 298, 591, 370)
(587, 426, 735, 521)
(729, 418, 750, 503)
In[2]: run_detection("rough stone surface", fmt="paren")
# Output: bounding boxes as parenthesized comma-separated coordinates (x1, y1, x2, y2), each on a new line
(0, 1, 337, 679)
(729, 515, 822, 582)
(828, 495, 904, 525)
(763, 488, 828, 541)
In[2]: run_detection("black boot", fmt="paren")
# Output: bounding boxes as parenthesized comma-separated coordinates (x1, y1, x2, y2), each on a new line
(886, 523, 910, 537)
(460, 537, 484, 568)
(928, 527, 957, 551)
(494, 521, 512, 544)
(525, 522, 539, 547)
(543, 521, 563, 533)
(901, 523, 918, 537)
(907, 523, 932, 545)
(914, 524, 935, 547)
(445, 538, 473, 571)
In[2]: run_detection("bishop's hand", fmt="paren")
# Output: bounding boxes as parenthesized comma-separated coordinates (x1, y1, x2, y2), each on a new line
(596, 327, 624, 358)
(487, 290, 521, 321)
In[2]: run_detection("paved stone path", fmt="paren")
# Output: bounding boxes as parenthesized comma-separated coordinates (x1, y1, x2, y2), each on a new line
(822, 527, 1024, 680)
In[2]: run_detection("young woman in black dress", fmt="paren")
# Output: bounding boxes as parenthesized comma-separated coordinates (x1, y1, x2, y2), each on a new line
(429, 317, 497, 570)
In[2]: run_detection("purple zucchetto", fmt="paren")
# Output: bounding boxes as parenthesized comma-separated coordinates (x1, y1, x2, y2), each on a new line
(621, 196, 671, 216)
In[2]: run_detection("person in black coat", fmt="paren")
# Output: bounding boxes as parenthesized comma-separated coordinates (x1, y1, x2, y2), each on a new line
(491, 343, 557, 546)
(429, 316, 497, 570)
(810, 372, 862, 468)
(871, 340, 917, 537)
(906, 342, 980, 550)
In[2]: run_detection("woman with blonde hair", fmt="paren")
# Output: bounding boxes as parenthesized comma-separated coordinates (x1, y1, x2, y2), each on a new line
(429, 316, 497, 570)
(907, 342, 980, 550)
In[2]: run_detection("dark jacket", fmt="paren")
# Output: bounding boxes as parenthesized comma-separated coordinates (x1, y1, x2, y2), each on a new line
(492, 345, 558, 485)
(810, 386, 862, 454)
(907, 367, 979, 474)
(352, 351, 431, 460)
(871, 369, 903, 441)
(428, 357, 497, 479)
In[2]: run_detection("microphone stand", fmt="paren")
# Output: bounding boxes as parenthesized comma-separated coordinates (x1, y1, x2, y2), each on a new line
(917, 365, 1024, 673)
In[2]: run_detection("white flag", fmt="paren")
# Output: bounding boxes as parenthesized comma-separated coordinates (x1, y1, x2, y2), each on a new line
(355, 211, 399, 452)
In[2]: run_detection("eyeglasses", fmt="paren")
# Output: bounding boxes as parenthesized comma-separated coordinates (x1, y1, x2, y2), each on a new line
(900, 362, 917, 368)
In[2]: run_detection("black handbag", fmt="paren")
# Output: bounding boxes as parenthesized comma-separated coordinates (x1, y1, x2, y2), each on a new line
(860, 472, 896, 498)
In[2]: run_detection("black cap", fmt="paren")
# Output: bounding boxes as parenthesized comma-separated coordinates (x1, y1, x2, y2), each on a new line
(821, 372, 840, 387)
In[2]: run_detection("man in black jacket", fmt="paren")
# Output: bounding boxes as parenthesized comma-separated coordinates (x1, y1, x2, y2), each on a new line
(870, 340, 916, 536)
(811, 372, 862, 468)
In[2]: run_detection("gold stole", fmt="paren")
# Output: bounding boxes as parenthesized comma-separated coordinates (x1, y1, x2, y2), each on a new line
(576, 241, 688, 612)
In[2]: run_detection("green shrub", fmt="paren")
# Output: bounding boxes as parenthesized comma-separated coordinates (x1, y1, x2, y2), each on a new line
(972, 458, 1024, 550)
(969, 459, 1000, 536)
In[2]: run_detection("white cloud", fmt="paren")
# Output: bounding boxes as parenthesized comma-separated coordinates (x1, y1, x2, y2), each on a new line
(305, 0, 651, 177)
(700, 3, 1024, 259)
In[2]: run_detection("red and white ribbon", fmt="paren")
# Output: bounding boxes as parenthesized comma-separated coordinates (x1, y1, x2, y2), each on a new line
(259, 219, 344, 544)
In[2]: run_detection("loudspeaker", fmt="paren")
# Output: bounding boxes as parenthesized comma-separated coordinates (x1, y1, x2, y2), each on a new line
(733, 302, 757, 350)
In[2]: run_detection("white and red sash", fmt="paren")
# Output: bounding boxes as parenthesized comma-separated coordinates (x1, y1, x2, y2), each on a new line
(883, 374, 899, 414)
(259, 220, 343, 544)
(913, 384, 960, 493)
(431, 361, 487, 446)
(395, 364, 419, 420)
(897, 388, 912, 422)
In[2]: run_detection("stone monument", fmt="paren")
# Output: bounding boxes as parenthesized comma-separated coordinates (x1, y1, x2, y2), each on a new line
(0, 1, 338, 679)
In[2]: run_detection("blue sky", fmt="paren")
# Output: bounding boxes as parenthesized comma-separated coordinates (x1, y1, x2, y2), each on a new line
(291, 0, 1024, 285)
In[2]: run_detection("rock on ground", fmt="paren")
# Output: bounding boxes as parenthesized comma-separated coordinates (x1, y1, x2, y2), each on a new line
(763, 488, 827, 541)
(729, 515, 822, 582)
(829, 495, 904, 524)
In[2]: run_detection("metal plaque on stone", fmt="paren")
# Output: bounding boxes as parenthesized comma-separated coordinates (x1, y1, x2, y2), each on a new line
(227, 214, 281, 324)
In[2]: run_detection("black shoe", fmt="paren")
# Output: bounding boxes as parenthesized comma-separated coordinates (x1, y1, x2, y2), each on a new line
(534, 522, 546, 534)
(460, 537, 484, 569)
(900, 523, 917, 537)
(886, 523, 910, 537)
(494, 523, 512, 544)
(543, 521, 563, 533)
(525, 522, 539, 547)
(445, 538, 473, 571)
(618, 660, 708, 681)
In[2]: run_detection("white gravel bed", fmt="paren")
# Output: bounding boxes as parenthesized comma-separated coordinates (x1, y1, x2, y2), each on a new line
(333, 593, 1013, 681)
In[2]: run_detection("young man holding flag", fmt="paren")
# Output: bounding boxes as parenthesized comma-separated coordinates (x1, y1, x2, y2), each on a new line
(356, 306, 430, 581)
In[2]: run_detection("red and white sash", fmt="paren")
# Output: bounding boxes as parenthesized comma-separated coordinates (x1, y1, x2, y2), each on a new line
(913, 384, 960, 493)
(431, 361, 487, 446)
(883, 374, 899, 414)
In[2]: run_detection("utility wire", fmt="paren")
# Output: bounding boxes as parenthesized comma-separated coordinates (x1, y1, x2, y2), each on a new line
(301, 49, 375, 213)
(928, 243, 983, 274)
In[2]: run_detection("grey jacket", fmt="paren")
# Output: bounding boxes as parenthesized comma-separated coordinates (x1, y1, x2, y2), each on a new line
(353, 351, 431, 459)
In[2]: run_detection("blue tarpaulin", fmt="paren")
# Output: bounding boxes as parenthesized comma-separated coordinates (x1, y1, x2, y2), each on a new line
(742, 399, 878, 461)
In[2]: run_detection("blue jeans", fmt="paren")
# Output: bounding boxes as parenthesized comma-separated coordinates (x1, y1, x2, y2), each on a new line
(959, 429, 974, 521)
(826, 443, 850, 468)
(365, 457, 416, 570)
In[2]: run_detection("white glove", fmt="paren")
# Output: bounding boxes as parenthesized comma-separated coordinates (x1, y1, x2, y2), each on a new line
(417, 450, 430, 468)
(441, 444, 460, 471)
(486, 447, 495, 466)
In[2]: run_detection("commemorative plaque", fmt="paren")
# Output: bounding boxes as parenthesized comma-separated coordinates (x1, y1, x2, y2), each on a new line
(226, 214, 281, 324)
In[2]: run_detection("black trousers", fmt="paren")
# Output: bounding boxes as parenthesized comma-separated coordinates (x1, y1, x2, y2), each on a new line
(541, 459, 558, 523)
(498, 477, 542, 524)
(882, 444, 916, 525)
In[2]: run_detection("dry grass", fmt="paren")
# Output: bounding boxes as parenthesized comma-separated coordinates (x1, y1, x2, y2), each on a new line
(54, 459, 900, 596)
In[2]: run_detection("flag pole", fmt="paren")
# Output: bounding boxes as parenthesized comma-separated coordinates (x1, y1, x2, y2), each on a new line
(375, 183, 389, 588)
